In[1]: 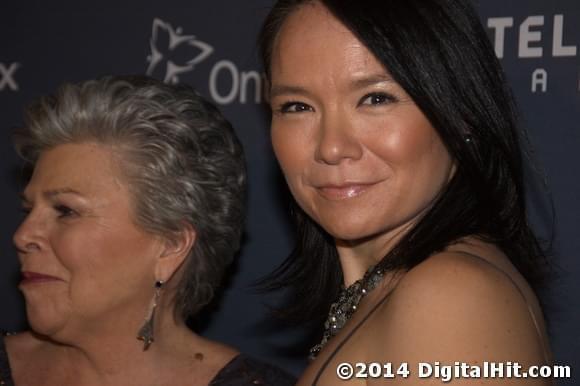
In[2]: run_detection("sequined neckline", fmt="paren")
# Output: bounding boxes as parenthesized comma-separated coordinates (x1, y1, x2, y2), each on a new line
(309, 266, 384, 359)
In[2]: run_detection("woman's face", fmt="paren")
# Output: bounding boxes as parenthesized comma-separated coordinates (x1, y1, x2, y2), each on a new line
(14, 142, 163, 339)
(269, 2, 455, 245)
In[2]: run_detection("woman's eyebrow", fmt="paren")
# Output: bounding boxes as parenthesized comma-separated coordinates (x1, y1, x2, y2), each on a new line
(42, 188, 83, 199)
(270, 74, 394, 98)
(350, 74, 395, 89)
(20, 188, 84, 203)
(269, 84, 312, 99)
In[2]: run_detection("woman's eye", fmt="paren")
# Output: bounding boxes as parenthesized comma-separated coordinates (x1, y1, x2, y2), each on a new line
(278, 101, 313, 114)
(54, 205, 76, 218)
(359, 93, 396, 106)
(20, 207, 31, 217)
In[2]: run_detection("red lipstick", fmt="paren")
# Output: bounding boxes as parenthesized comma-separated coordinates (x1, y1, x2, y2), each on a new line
(20, 271, 62, 285)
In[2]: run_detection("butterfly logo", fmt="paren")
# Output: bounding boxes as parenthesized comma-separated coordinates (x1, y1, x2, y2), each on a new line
(146, 18, 214, 84)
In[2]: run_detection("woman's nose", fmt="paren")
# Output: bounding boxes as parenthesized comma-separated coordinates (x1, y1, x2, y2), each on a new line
(314, 113, 363, 165)
(13, 212, 45, 254)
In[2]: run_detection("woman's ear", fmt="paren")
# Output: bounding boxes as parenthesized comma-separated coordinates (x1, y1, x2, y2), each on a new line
(155, 222, 196, 283)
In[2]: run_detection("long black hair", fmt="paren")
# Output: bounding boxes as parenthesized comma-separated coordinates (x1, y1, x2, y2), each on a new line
(258, 0, 550, 325)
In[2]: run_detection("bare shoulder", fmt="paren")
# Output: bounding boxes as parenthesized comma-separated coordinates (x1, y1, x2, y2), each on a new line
(367, 250, 549, 370)
(390, 248, 526, 312)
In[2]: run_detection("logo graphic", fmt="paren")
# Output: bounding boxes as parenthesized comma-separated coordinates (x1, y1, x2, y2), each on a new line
(0, 62, 20, 91)
(146, 18, 213, 84)
(486, 13, 578, 93)
(145, 18, 264, 105)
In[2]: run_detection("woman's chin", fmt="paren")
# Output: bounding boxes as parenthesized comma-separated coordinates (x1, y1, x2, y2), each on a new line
(323, 224, 375, 244)
(25, 306, 68, 338)
(311, 206, 392, 244)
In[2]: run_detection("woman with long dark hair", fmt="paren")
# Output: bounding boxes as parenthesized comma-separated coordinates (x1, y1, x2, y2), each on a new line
(259, 0, 552, 384)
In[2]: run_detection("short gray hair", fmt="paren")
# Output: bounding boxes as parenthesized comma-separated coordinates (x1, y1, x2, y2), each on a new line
(14, 75, 246, 322)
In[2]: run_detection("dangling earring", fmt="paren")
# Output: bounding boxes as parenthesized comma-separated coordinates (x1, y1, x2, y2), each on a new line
(137, 280, 163, 351)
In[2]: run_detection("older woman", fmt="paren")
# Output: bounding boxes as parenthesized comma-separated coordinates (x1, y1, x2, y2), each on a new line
(1, 76, 295, 385)
(259, 0, 553, 385)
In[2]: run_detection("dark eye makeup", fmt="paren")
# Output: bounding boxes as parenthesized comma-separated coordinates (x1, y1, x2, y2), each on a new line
(276, 101, 314, 114)
(358, 92, 397, 106)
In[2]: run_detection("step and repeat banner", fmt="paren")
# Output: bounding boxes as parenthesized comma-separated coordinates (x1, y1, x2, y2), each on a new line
(1, 0, 578, 380)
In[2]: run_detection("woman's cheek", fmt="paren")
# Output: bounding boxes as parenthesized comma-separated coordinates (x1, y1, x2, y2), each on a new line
(52, 225, 97, 270)
(366, 119, 434, 167)
(272, 127, 304, 173)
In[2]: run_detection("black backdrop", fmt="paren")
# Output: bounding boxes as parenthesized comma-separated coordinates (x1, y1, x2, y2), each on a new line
(1, 1, 578, 383)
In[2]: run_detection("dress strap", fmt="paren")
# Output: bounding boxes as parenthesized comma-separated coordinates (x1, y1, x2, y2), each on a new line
(454, 252, 552, 365)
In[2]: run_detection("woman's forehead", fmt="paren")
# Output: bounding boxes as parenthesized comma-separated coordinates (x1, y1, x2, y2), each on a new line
(269, 6, 397, 100)
(25, 143, 126, 198)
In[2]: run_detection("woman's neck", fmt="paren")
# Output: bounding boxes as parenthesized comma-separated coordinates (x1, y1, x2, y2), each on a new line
(335, 221, 413, 286)
(19, 305, 231, 386)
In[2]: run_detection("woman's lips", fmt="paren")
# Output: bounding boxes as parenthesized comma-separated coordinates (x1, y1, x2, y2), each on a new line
(20, 271, 63, 285)
(316, 183, 376, 200)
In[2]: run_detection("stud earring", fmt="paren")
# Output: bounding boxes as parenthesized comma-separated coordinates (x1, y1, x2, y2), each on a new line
(137, 280, 163, 351)
(465, 134, 474, 144)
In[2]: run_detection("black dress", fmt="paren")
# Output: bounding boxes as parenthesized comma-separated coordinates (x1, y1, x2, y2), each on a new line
(0, 336, 296, 386)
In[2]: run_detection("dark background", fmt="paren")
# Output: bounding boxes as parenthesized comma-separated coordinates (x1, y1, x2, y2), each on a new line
(1, 1, 578, 383)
